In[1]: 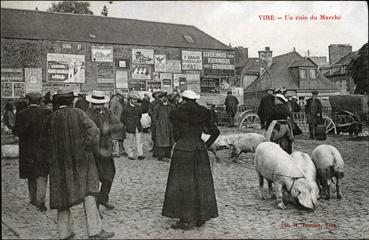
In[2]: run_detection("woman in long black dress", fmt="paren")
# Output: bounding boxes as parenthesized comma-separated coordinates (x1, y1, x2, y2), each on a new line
(162, 90, 220, 230)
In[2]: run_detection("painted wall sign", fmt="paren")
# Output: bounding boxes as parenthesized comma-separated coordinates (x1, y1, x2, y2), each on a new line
(182, 51, 202, 70)
(203, 51, 235, 75)
(47, 53, 85, 83)
(25, 68, 42, 93)
(154, 54, 167, 72)
(1, 68, 23, 82)
(132, 65, 152, 80)
(116, 70, 128, 89)
(166, 60, 182, 73)
(132, 49, 154, 64)
(97, 62, 115, 84)
(92, 46, 113, 62)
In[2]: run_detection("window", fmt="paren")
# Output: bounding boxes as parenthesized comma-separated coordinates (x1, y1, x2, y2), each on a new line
(309, 69, 316, 79)
(183, 35, 195, 43)
(299, 69, 307, 79)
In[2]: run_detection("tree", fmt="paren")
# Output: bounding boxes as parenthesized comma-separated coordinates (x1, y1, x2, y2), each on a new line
(349, 43, 369, 94)
(47, 1, 94, 15)
(101, 5, 108, 16)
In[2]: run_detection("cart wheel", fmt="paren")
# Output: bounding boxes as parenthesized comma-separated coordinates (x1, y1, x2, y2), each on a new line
(239, 113, 261, 130)
(358, 125, 369, 136)
(323, 116, 337, 134)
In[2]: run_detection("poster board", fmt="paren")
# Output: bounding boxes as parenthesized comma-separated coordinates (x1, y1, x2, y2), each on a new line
(25, 68, 42, 93)
(116, 70, 128, 89)
(91, 46, 113, 62)
(47, 53, 85, 83)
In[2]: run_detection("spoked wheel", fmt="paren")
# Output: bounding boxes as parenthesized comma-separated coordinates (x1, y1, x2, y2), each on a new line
(239, 113, 261, 130)
(323, 116, 337, 134)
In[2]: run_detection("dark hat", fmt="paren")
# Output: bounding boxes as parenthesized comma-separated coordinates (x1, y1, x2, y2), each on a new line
(167, 92, 179, 100)
(274, 88, 282, 94)
(26, 92, 43, 102)
(157, 92, 168, 98)
(312, 90, 319, 95)
(227, 91, 232, 94)
(53, 91, 76, 103)
(152, 91, 163, 99)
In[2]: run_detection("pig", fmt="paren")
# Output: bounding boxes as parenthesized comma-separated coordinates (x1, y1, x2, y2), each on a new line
(290, 151, 319, 206)
(229, 133, 265, 162)
(1, 144, 19, 159)
(254, 142, 316, 210)
(311, 144, 344, 200)
(201, 133, 244, 162)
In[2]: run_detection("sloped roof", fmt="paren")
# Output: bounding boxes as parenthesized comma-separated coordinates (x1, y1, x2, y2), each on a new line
(1, 8, 230, 50)
(289, 58, 317, 68)
(333, 51, 358, 66)
(245, 51, 339, 92)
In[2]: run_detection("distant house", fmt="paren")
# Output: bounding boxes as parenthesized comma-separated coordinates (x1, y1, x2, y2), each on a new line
(242, 49, 340, 107)
(320, 50, 358, 94)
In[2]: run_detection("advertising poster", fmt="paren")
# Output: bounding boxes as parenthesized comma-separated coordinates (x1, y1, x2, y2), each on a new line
(47, 53, 85, 83)
(132, 49, 154, 64)
(182, 51, 202, 70)
(116, 59, 130, 69)
(152, 72, 160, 81)
(13, 82, 26, 97)
(166, 60, 182, 73)
(1, 82, 12, 97)
(203, 51, 235, 76)
(25, 68, 42, 93)
(173, 73, 186, 88)
(116, 70, 128, 89)
(92, 46, 113, 62)
(162, 79, 172, 93)
(1, 68, 23, 81)
(42, 83, 81, 96)
(220, 76, 231, 93)
(186, 72, 201, 93)
(97, 62, 115, 84)
(129, 80, 146, 91)
(200, 77, 220, 93)
(146, 81, 162, 91)
(132, 65, 152, 80)
(154, 55, 167, 72)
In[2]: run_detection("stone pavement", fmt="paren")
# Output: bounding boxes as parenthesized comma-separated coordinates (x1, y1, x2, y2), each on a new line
(2, 128, 369, 239)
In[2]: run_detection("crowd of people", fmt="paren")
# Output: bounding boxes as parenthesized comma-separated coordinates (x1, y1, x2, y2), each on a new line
(4, 88, 220, 238)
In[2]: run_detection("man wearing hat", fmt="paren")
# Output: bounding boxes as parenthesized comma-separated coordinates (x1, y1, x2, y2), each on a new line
(121, 92, 145, 160)
(224, 91, 239, 127)
(75, 92, 89, 112)
(148, 91, 163, 156)
(40, 90, 114, 239)
(109, 89, 126, 157)
(152, 92, 175, 161)
(257, 88, 275, 130)
(288, 96, 301, 112)
(86, 90, 123, 211)
(305, 90, 323, 139)
(13, 92, 52, 212)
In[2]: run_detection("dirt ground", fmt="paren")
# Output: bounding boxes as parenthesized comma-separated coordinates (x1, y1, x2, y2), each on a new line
(1, 127, 369, 239)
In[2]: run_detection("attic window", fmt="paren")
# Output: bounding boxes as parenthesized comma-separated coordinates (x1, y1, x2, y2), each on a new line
(184, 35, 195, 43)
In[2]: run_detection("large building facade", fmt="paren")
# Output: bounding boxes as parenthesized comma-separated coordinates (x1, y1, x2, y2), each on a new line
(1, 8, 237, 106)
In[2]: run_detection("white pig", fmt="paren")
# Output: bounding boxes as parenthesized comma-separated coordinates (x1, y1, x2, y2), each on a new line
(254, 142, 316, 210)
(311, 144, 344, 200)
(290, 151, 319, 206)
(202, 133, 244, 162)
(230, 133, 265, 162)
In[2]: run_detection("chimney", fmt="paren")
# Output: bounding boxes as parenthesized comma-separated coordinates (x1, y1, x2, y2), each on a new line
(235, 46, 249, 67)
(329, 44, 352, 65)
(258, 47, 273, 67)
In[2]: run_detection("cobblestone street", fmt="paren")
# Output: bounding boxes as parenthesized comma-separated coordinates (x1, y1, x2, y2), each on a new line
(2, 128, 369, 239)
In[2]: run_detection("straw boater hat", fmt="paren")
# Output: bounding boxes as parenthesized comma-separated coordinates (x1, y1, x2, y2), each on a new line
(182, 90, 200, 100)
(275, 93, 288, 103)
(86, 90, 110, 104)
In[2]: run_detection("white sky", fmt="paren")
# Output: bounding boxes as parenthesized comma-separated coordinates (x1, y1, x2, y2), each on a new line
(1, 1, 368, 58)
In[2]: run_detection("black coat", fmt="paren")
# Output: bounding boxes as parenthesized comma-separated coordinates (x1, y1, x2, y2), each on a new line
(162, 101, 220, 222)
(75, 98, 89, 112)
(140, 99, 150, 114)
(121, 103, 142, 134)
(224, 95, 239, 115)
(257, 94, 275, 128)
(266, 103, 290, 129)
(13, 106, 52, 179)
(305, 98, 323, 124)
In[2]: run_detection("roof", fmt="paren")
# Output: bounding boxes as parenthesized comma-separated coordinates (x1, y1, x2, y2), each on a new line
(245, 51, 339, 92)
(289, 58, 317, 68)
(1, 8, 231, 50)
(332, 51, 358, 66)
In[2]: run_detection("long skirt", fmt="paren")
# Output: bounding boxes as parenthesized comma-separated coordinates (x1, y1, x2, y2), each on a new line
(162, 148, 218, 222)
